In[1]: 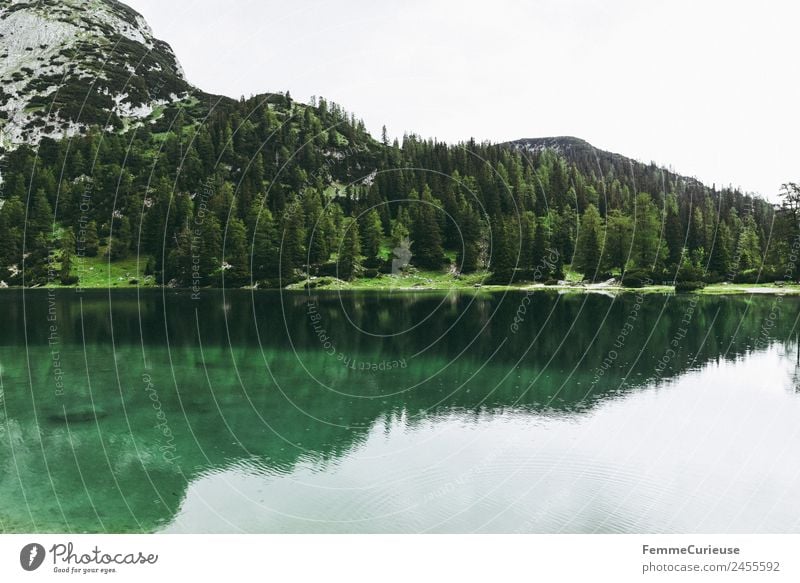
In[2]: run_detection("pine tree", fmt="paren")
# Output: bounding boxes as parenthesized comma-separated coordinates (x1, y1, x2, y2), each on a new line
(0, 197, 24, 267)
(519, 211, 536, 269)
(410, 187, 444, 269)
(197, 214, 223, 285)
(603, 210, 632, 273)
(457, 205, 482, 273)
(574, 204, 602, 280)
(109, 216, 132, 260)
(165, 227, 192, 285)
(531, 216, 549, 271)
(337, 218, 361, 280)
(630, 193, 665, 272)
(250, 207, 278, 280)
(708, 221, 732, 277)
(59, 229, 78, 285)
(282, 203, 307, 267)
(359, 209, 384, 260)
(664, 196, 684, 268)
(83, 221, 100, 258)
(26, 188, 54, 251)
(489, 217, 515, 277)
(223, 217, 249, 285)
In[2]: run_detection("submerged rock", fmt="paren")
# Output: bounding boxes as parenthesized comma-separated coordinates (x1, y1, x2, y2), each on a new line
(48, 407, 108, 424)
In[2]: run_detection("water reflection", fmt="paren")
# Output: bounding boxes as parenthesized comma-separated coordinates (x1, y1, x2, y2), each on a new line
(0, 290, 798, 533)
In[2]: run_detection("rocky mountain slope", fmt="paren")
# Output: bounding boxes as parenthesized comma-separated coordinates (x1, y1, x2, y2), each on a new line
(507, 136, 709, 190)
(0, 0, 192, 147)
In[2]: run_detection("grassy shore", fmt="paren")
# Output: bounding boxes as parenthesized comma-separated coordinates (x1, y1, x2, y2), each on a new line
(23, 251, 800, 295)
(289, 274, 800, 295)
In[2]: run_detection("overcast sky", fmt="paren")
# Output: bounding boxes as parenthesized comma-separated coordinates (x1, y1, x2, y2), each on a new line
(126, 0, 799, 199)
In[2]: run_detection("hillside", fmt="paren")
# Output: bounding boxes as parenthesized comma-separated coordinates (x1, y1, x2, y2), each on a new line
(0, 0, 795, 291)
(0, 0, 191, 146)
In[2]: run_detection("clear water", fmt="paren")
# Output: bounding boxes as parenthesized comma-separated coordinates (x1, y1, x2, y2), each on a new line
(0, 289, 798, 533)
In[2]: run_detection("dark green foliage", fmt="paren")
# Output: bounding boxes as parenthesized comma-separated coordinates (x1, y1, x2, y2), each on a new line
(337, 218, 361, 280)
(573, 204, 602, 280)
(621, 269, 652, 288)
(359, 209, 383, 260)
(675, 281, 705, 292)
(0, 85, 781, 289)
(108, 217, 132, 260)
(81, 221, 100, 258)
(410, 187, 445, 269)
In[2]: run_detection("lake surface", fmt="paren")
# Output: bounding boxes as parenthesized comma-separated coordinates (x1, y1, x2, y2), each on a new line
(0, 288, 799, 533)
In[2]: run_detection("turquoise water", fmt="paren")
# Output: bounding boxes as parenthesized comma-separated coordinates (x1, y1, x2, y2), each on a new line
(0, 289, 798, 533)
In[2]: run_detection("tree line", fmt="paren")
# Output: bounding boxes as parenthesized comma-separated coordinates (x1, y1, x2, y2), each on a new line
(0, 91, 795, 288)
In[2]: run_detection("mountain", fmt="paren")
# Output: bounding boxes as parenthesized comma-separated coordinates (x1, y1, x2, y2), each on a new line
(507, 136, 709, 192)
(0, 0, 192, 147)
(0, 0, 793, 290)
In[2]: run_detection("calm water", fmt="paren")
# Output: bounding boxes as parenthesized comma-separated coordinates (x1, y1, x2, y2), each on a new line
(0, 289, 799, 533)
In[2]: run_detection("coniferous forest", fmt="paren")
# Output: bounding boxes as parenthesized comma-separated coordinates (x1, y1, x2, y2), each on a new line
(1, 90, 797, 289)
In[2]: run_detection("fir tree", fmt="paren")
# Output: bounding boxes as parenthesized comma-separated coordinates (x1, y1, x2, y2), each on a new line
(573, 204, 602, 279)
(359, 209, 384, 260)
(337, 218, 361, 280)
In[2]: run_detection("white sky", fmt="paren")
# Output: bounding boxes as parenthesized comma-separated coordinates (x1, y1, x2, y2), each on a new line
(126, 0, 799, 199)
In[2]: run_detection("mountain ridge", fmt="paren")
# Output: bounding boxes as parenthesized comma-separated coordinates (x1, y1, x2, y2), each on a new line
(0, 1, 755, 200)
(0, 0, 191, 146)
(507, 136, 713, 192)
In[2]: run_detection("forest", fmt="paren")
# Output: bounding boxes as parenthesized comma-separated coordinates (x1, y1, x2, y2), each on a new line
(0, 90, 797, 289)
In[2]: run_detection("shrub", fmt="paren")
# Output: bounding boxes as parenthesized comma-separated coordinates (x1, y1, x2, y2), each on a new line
(362, 257, 384, 269)
(486, 269, 515, 285)
(621, 269, 651, 288)
(315, 261, 339, 277)
(675, 281, 705, 292)
(733, 269, 775, 283)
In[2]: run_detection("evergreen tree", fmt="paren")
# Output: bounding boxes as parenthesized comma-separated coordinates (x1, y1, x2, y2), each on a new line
(519, 211, 536, 269)
(603, 210, 632, 273)
(531, 216, 549, 271)
(457, 205, 482, 273)
(708, 221, 732, 277)
(573, 204, 602, 279)
(197, 214, 223, 285)
(26, 188, 54, 251)
(664, 196, 684, 268)
(489, 217, 515, 277)
(249, 207, 278, 280)
(410, 188, 444, 269)
(59, 229, 78, 285)
(630, 193, 665, 272)
(223, 217, 249, 285)
(282, 203, 307, 268)
(337, 218, 361, 280)
(359, 209, 384, 260)
(109, 216, 132, 260)
(0, 197, 24, 266)
(83, 221, 100, 258)
(165, 226, 192, 285)
(390, 215, 410, 249)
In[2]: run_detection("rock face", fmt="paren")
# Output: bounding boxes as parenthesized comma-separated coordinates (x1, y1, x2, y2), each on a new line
(0, 0, 192, 147)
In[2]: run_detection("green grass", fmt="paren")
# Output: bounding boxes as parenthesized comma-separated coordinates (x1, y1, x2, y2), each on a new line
(53, 248, 156, 288)
(698, 282, 800, 295)
(289, 268, 489, 291)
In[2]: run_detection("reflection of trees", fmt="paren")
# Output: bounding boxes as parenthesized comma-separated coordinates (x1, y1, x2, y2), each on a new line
(0, 290, 797, 532)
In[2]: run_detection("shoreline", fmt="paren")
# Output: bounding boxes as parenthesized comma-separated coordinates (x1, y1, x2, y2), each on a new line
(3, 282, 800, 295)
